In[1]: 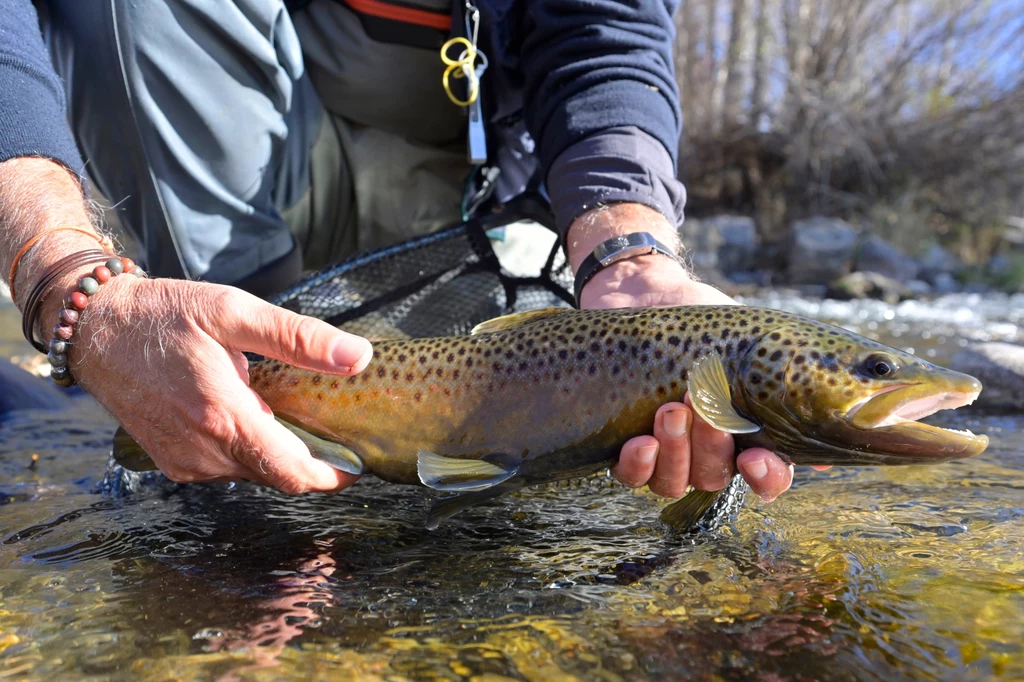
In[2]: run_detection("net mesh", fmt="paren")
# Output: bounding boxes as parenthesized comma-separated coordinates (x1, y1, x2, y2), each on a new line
(270, 194, 575, 339)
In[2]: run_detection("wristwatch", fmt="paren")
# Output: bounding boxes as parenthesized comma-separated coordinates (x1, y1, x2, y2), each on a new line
(573, 232, 686, 306)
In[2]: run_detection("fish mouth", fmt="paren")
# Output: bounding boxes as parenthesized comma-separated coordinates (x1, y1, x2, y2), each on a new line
(842, 379, 988, 461)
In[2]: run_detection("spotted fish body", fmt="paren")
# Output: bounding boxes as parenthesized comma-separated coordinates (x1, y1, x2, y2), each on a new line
(250, 306, 772, 485)
(115, 305, 988, 530)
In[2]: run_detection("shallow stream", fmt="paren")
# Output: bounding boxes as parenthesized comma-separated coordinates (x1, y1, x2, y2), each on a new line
(1, 294, 1021, 681)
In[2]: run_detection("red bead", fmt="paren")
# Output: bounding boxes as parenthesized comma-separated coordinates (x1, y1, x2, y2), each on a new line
(121, 257, 136, 274)
(93, 265, 112, 283)
(53, 324, 74, 340)
(68, 291, 88, 310)
(58, 309, 79, 325)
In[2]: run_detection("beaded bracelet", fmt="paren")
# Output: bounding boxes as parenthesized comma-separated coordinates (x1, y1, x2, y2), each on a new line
(21, 251, 141, 387)
(51, 256, 141, 386)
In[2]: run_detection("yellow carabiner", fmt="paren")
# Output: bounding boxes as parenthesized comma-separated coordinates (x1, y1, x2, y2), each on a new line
(440, 37, 479, 107)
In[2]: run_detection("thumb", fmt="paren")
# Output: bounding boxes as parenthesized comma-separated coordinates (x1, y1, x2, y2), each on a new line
(202, 286, 373, 375)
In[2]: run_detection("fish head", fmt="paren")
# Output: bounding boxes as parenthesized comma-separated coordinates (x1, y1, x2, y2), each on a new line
(736, 319, 988, 465)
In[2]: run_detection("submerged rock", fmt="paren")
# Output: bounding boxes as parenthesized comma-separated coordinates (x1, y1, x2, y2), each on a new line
(0, 360, 72, 414)
(827, 271, 907, 304)
(855, 235, 919, 282)
(788, 217, 858, 284)
(951, 342, 1024, 410)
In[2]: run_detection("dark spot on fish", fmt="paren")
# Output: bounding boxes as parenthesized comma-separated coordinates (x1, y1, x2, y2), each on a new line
(391, 370, 400, 380)
(775, 371, 784, 381)
(654, 349, 664, 360)
(618, 341, 627, 352)
(505, 350, 515, 359)
(453, 370, 460, 379)
(720, 329, 730, 340)
(724, 312, 734, 319)
(792, 373, 801, 383)
(414, 391, 422, 402)
(346, 377, 357, 385)
(758, 391, 768, 401)
(398, 354, 407, 362)
(591, 342, 600, 352)
(589, 364, 597, 375)
(705, 313, 714, 320)
(432, 351, 440, 360)
(436, 368, 444, 377)
(330, 380, 339, 389)
(376, 367, 386, 378)
(757, 348, 767, 357)
(750, 374, 762, 384)
(655, 332, 664, 341)
(770, 350, 783, 362)
(554, 372, 561, 381)
(466, 358, 474, 368)
(770, 332, 782, 341)
(316, 392, 323, 401)
(443, 387, 452, 397)
(737, 339, 749, 353)
(493, 362, 503, 373)
(406, 372, 414, 382)
(312, 375, 322, 385)
(577, 351, 586, 361)
(559, 350, 569, 360)
(573, 335, 584, 344)
(612, 365, 621, 375)
(739, 319, 748, 327)
(667, 359, 675, 372)
(668, 336, 681, 346)
(828, 377, 837, 386)
(702, 333, 713, 345)
(765, 317, 775, 324)
(657, 386, 667, 397)
(794, 355, 806, 364)
(484, 350, 492, 358)
(811, 351, 821, 360)
(751, 326, 761, 335)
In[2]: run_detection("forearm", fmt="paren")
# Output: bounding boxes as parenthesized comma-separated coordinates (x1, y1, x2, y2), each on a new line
(0, 157, 107, 323)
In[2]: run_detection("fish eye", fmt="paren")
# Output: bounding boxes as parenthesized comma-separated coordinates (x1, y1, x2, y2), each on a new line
(863, 355, 898, 378)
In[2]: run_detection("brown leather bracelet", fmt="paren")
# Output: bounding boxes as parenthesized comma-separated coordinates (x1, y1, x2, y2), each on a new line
(21, 249, 113, 352)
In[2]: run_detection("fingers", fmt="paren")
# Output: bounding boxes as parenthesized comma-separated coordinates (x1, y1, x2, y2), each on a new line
(613, 435, 660, 488)
(202, 287, 373, 375)
(233, 407, 358, 494)
(736, 449, 794, 501)
(649, 403, 691, 497)
(684, 393, 736, 491)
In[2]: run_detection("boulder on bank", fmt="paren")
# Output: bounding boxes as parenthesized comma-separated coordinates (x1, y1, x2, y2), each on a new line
(826, 271, 907, 304)
(917, 244, 961, 282)
(950, 342, 1024, 410)
(787, 217, 858, 284)
(703, 215, 759, 275)
(855, 235, 919, 282)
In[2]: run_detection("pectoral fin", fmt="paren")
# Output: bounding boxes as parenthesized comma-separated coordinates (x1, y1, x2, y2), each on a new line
(417, 450, 518, 492)
(688, 352, 760, 434)
(276, 418, 364, 475)
(471, 307, 568, 335)
(660, 488, 724, 531)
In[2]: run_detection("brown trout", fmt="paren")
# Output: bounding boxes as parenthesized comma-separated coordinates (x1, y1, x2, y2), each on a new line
(113, 306, 988, 530)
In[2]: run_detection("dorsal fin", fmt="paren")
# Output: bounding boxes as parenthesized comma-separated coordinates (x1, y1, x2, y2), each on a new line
(470, 307, 569, 335)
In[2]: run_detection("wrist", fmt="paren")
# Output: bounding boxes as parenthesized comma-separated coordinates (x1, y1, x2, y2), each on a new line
(566, 203, 682, 273)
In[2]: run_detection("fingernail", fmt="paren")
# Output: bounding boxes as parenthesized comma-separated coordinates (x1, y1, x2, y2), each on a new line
(745, 458, 769, 481)
(664, 409, 689, 438)
(331, 338, 372, 372)
(637, 444, 659, 465)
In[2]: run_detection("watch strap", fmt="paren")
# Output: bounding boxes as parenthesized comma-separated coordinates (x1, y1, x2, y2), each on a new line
(573, 232, 685, 306)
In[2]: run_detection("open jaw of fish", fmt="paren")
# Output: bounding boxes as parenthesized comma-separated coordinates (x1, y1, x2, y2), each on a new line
(838, 380, 988, 461)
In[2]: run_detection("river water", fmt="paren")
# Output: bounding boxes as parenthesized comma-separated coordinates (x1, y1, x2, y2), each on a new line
(0, 293, 1021, 681)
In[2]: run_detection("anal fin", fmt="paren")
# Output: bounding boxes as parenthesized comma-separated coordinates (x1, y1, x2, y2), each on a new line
(425, 480, 522, 530)
(276, 417, 364, 475)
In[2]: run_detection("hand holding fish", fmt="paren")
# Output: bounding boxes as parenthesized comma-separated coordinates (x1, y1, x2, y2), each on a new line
(568, 203, 805, 504)
(65, 275, 373, 493)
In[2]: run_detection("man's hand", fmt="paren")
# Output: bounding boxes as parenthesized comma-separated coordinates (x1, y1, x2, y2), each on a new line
(567, 203, 805, 502)
(65, 275, 373, 493)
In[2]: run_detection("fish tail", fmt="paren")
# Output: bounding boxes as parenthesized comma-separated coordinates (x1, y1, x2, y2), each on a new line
(112, 427, 159, 472)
